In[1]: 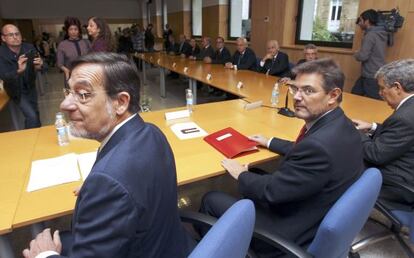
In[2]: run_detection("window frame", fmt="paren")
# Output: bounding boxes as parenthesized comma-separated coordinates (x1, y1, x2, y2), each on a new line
(295, 0, 354, 48)
(228, 0, 252, 41)
(191, 0, 202, 38)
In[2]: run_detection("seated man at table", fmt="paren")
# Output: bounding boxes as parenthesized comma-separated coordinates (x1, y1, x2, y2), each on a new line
(297, 43, 318, 65)
(353, 59, 414, 212)
(176, 34, 192, 57)
(22, 53, 195, 258)
(200, 58, 364, 257)
(225, 37, 257, 71)
(166, 34, 179, 55)
(257, 40, 290, 77)
(188, 38, 200, 58)
(204, 36, 231, 65)
(190, 36, 214, 61)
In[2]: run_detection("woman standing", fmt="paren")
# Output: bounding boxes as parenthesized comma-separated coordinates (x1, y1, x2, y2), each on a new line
(87, 17, 112, 52)
(57, 17, 90, 80)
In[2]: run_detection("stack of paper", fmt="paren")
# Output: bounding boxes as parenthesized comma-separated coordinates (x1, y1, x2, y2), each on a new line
(26, 151, 97, 192)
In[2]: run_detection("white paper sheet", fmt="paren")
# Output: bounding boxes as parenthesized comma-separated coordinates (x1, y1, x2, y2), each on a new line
(27, 153, 81, 192)
(170, 122, 208, 140)
(77, 151, 97, 180)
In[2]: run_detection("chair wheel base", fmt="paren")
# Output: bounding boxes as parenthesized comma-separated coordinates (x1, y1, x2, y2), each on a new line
(348, 252, 360, 258)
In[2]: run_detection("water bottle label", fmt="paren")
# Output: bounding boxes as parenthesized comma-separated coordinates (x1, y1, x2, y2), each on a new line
(57, 127, 66, 136)
(186, 99, 193, 105)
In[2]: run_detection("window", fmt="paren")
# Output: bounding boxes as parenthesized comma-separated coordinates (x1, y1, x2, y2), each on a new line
(295, 0, 359, 48)
(192, 0, 202, 37)
(229, 0, 251, 40)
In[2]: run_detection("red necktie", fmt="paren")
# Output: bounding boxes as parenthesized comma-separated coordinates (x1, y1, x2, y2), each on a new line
(295, 125, 307, 144)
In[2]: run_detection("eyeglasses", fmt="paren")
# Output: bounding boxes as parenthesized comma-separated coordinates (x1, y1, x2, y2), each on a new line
(2, 32, 21, 38)
(287, 84, 319, 97)
(63, 88, 95, 104)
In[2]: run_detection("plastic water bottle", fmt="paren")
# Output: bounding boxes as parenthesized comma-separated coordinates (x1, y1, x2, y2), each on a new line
(271, 83, 280, 107)
(186, 88, 193, 113)
(55, 112, 69, 146)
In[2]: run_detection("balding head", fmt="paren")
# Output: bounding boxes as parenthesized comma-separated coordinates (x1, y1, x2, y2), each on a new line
(266, 40, 279, 56)
(1, 24, 22, 48)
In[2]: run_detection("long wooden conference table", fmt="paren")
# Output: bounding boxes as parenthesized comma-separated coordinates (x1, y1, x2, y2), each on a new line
(0, 52, 392, 258)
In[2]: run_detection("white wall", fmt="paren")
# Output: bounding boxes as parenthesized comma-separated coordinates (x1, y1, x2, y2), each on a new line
(0, 0, 142, 19)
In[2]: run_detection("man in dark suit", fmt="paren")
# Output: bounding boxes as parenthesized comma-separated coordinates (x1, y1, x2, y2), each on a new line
(225, 37, 257, 71)
(176, 34, 191, 57)
(190, 36, 214, 61)
(204, 36, 231, 65)
(353, 59, 414, 211)
(201, 59, 364, 256)
(22, 53, 194, 258)
(257, 40, 290, 77)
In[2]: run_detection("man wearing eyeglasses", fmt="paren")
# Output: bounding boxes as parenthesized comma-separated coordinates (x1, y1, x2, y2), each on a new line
(22, 53, 195, 258)
(0, 24, 43, 129)
(353, 59, 414, 212)
(200, 59, 364, 256)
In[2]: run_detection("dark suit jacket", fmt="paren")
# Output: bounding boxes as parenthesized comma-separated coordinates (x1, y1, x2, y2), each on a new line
(176, 41, 192, 56)
(189, 45, 200, 57)
(238, 108, 364, 246)
(196, 45, 215, 60)
(212, 47, 232, 64)
(257, 51, 291, 77)
(361, 96, 414, 211)
(50, 115, 194, 258)
(231, 47, 257, 71)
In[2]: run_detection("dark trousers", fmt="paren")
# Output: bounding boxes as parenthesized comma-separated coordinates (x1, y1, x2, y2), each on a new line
(351, 76, 382, 100)
(16, 87, 41, 129)
(200, 191, 293, 258)
(59, 230, 74, 256)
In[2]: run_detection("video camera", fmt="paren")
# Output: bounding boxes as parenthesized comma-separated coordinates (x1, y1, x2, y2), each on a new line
(377, 8, 404, 33)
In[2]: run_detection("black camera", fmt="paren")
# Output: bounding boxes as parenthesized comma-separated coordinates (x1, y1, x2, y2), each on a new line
(377, 8, 405, 33)
(24, 49, 39, 60)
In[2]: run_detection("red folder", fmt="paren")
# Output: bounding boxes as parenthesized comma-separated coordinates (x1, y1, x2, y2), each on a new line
(204, 127, 259, 158)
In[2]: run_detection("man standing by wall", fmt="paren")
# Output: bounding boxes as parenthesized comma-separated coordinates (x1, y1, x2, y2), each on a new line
(352, 9, 387, 100)
(0, 24, 43, 129)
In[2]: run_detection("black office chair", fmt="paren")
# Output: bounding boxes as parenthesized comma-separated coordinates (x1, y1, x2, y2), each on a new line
(350, 177, 414, 258)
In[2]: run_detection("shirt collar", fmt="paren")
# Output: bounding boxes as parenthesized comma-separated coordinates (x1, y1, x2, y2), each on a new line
(396, 94, 414, 110)
(305, 109, 335, 131)
(99, 113, 137, 151)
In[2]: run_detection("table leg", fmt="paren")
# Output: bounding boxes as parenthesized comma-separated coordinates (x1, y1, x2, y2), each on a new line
(160, 67, 166, 98)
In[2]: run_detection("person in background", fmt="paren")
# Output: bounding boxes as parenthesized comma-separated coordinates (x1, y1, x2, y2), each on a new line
(297, 43, 318, 65)
(144, 23, 155, 52)
(225, 37, 256, 71)
(189, 36, 214, 61)
(163, 24, 173, 51)
(204, 36, 231, 65)
(353, 59, 414, 212)
(87, 16, 112, 52)
(0, 24, 43, 128)
(57, 17, 90, 81)
(257, 40, 290, 77)
(188, 38, 200, 58)
(117, 27, 133, 55)
(352, 9, 387, 100)
(175, 34, 191, 57)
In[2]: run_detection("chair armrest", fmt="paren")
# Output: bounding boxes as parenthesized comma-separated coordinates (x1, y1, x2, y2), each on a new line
(383, 177, 414, 194)
(180, 210, 218, 228)
(252, 226, 313, 258)
(375, 201, 403, 229)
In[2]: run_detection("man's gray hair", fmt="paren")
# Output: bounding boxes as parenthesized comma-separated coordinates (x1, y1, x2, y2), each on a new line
(375, 59, 414, 93)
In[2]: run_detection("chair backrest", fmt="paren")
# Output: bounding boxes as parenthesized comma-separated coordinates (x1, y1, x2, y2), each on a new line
(189, 199, 255, 258)
(307, 168, 382, 258)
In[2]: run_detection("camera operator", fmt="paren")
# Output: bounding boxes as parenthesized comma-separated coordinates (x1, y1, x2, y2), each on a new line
(352, 9, 387, 100)
(0, 24, 43, 129)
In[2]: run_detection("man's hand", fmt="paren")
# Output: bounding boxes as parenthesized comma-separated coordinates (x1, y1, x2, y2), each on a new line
(22, 228, 62, 258)
(33, 56, 43, 70)
(248, 134, 269, 148)
(352, 119, 373, 133)
(17, 55, 28, 74)
(203, 56, 212, 63)
(262, 53, 273, 61)
(73, 185, 81, 196)
(180, 53, 186, 58)
(224, 62, 233, 69)
(279, 77, 291, 85)
(221, 159, 248, 180)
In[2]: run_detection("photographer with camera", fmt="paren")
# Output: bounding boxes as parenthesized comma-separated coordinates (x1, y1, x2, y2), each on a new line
(352, 9, 388, 100)
(0, 24, 43, 129)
